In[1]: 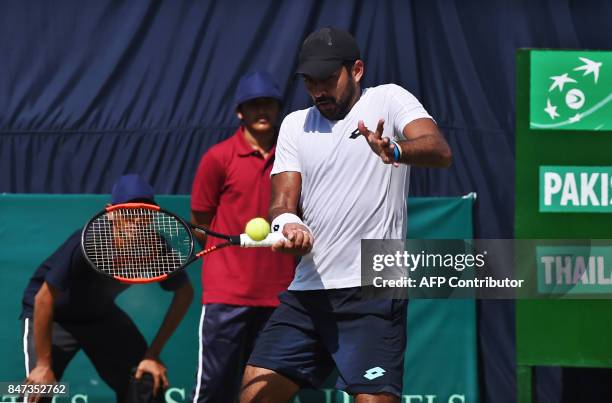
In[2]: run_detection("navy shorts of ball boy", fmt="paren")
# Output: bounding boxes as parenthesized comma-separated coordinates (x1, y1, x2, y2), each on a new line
(247, 286, 409, 397)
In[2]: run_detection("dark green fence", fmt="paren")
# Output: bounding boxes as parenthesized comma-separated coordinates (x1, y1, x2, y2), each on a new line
(0, 194, 476, 402)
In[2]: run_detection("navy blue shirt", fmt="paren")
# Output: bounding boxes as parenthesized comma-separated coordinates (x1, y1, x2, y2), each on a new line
(21, 230, 189, 322)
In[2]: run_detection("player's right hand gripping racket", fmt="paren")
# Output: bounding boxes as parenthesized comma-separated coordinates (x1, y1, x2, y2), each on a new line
(81, 203, 284, 284)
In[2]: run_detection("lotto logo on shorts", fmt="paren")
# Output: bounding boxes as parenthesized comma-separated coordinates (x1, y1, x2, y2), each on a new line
(363, 366, 386, 380)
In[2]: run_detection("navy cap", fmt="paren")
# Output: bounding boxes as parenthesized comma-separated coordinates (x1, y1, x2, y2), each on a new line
(111, 174, 155, 205)
(297, 27, 360, 80)
(234, 71, 282, 107)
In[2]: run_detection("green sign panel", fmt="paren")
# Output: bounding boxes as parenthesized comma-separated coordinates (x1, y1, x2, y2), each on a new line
(530, 50, 612, 130)
(539, 166, 612, 212)
(537, 246, 612, 294)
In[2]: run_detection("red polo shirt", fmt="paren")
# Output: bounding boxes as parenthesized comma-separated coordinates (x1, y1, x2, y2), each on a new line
(191, 127, 295, 306)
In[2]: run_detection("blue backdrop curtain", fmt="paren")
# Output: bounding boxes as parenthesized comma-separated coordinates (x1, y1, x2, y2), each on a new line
(1, 1, 612, 402)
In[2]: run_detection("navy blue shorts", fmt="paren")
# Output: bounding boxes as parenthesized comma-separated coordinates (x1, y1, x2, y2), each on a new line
(247, 287, 408, 397)
(191, 304, 276, 403)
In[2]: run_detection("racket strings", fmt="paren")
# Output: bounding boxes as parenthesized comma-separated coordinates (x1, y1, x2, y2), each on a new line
(84, 208, 192, 279)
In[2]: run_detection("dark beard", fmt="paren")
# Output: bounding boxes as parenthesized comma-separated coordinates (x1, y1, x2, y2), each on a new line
(315, 82, 356, 121)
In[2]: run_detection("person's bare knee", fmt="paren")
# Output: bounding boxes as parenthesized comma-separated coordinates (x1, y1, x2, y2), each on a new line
(354, 392, 400, 403)
(240, 365, 299, 403)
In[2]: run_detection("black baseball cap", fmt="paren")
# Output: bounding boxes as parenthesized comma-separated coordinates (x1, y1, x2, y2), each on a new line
(296, 27, 360, 80)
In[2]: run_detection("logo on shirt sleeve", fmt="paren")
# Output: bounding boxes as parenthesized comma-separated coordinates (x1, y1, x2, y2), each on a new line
(349, 128, 360, 139)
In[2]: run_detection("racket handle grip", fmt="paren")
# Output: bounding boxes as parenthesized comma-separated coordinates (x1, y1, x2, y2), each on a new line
(239, 232, 285, 247)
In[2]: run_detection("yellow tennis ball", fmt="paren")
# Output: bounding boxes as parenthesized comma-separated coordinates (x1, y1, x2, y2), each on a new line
(245, 217, 270, 241)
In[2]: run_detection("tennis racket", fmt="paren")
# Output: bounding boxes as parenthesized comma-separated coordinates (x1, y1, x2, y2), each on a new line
(81, 203, 283, 284)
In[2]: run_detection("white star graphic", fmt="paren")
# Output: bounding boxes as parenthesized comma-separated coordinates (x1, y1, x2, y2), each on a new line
(544, 99, 559, 120)
(569, 113, 582, 123)
(573, 57, 602, 83)
(549, 73, 577, 92)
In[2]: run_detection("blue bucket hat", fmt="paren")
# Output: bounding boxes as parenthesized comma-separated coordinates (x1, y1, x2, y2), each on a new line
(111, 174, 155, 205)
(234, 71, 282, 107)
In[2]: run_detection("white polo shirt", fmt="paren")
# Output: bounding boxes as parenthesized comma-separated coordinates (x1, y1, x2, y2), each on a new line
(272, 84, 433, 290)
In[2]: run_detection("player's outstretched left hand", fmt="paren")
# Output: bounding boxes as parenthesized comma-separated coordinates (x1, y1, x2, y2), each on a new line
(358, 119, 399, 165)
(272, 223, 313, 256)
(135, 357, 169, 397)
